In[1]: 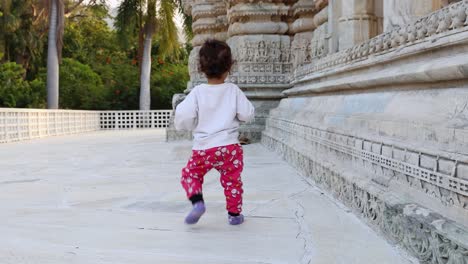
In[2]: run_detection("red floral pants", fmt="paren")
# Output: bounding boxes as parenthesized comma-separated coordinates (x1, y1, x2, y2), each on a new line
(181, 144, 244, 214)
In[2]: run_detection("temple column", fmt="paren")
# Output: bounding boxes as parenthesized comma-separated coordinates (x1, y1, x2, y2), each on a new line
(338, 0, 379, 50)
(291, 1, 329, 69)
(226, 0, 293, 141)
(328, 0, 340, 53)
(383, 0, 433, 31)
(290, 0, 316, 69)
(187, 0, 228, 89)
(374, 0, 384, 34)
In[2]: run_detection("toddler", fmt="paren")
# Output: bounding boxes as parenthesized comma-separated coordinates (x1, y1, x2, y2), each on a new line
(174, 39, 255, 225)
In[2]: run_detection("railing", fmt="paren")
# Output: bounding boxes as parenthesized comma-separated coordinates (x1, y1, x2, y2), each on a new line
(0, 109, 173, 143)
(0, 109, 101, 143)
(100, 110, 172, 130)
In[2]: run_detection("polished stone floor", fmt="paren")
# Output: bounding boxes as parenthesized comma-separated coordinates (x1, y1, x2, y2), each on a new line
(0, 130, 415, 264)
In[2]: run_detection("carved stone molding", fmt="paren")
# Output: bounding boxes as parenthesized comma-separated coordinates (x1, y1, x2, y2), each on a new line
(265, 117, 468, 208)
(226, 0, 293, 95)
(295, 1, 468, 79)
(227, 2, 290, 36)
(262, 125, 468, 264)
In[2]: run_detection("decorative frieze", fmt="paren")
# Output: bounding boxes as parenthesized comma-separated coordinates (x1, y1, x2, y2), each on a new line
(265, 117, 468, 209)
(228, 36, 292, 86)
(226, 0, 293, 95)
(295, 1, 468, 79)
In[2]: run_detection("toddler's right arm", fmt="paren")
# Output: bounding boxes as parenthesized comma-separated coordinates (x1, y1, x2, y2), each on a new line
(174, 90, 198, 131)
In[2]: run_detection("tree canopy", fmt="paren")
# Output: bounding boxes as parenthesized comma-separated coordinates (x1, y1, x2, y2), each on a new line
(0, 0, 190, 110)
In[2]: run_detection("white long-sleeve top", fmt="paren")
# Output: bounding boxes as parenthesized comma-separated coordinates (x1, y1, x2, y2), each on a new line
(174, 83, 255, 150)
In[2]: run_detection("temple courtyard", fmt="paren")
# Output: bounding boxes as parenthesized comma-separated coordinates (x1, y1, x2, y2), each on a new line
(0, 130, 418, 263)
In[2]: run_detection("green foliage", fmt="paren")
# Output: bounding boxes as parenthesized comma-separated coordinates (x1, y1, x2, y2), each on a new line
(63, 4, 118, 65)
(115, 0, 142, 50)
(0, 0, 190, 110)
(151, 60, 189, 109)
(58, 58, 107, 110)
(102, 61, 140, 110)
(0, 62, 44, 108)
(0, 0, 47, 71)
(157, 0, 179, 58)
(174, 0, 193, 41)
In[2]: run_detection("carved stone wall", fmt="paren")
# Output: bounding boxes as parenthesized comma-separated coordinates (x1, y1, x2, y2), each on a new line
(187, 0, 228, 88)
(264, 1, 468, 263)
(224, 0, 295, 141)
(290, 1, 329, 69)
(384, 0, 434, 32)
(338, 0, 380, 50)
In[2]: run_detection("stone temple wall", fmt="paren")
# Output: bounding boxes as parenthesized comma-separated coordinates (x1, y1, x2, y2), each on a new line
(171, 1, 468, 262)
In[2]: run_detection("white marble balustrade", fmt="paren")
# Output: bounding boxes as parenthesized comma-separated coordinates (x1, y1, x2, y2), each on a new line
(0, 109, 173, 144)
(100, 110, 172, 130)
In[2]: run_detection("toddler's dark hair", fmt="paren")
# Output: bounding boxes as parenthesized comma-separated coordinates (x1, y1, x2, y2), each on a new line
(199, 39, 233, 79)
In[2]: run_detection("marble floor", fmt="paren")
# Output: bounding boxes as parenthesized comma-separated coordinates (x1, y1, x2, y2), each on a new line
(0, 130, 416, 264)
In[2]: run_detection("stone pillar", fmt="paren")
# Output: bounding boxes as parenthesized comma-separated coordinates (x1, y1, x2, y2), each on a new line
(226, 0, 293, 141)
(338, 0, 379, 51)
(328, 0, 340, 53)
(383, 0, 433, 32)
(187, 0, 228, 89)
(374, 0, 384, 34)
(291, 0, 329, 69)
(290, 0, 316, 69)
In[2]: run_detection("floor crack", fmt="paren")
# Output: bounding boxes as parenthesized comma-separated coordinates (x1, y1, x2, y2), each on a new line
(288, 189, 315, 264)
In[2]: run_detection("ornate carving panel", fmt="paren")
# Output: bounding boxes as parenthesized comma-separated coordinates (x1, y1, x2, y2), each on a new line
(228, 35, 292, 86)
(265, 117, 468, 210)
(262, 126, 468, 264)
(296, 1, 468, 79)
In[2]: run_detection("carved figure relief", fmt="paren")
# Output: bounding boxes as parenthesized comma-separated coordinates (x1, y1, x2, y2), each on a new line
(236, 40, 290, 64)
(292, 37, 312, 68)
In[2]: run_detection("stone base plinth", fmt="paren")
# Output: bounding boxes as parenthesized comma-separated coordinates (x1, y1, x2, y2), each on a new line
(261, 26, 468, 260)
(166, 99, 280, 143)
(166, 126, 192, 142)
(262, 133, 468, 264)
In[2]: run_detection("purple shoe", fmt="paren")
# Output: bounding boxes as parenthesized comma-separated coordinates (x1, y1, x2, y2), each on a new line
(185, 201, 206, 225)
(228, 214, 244, 225)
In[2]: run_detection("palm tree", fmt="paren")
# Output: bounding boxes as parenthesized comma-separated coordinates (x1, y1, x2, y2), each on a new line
(46, 0, 64, 109)
(116, 0, 180, 110)
(44, 0, 101, 109)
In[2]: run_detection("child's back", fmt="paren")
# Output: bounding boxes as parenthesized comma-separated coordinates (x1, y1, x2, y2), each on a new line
(174, 82, 254, 150)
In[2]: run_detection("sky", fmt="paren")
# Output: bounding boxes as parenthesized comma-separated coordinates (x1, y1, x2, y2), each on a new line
(107, 0, 119, 8)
